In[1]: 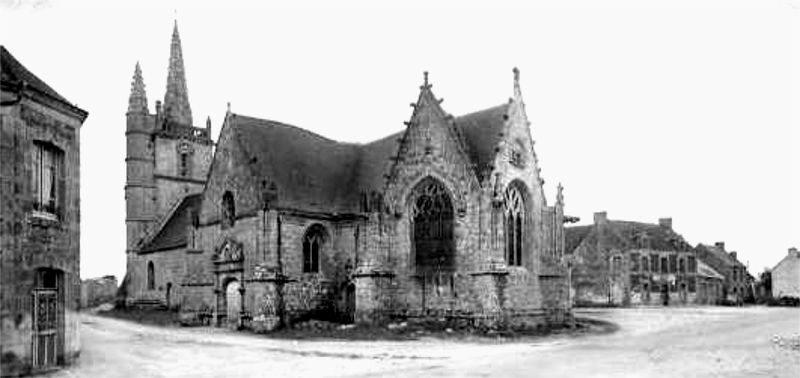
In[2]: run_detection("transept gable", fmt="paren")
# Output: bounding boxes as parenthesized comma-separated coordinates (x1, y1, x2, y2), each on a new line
(383, 73, 480, 215)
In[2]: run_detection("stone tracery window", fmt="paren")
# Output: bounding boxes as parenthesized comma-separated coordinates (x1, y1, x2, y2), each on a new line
(411, 178, 455, 274)
(303, 225, 325, 273)
(504, 184, 525, 266)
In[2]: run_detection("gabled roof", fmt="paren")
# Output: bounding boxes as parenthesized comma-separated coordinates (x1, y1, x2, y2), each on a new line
(696, 243, 743, 268)
(141, 194, 202, 253)
(230, 114, 362, 214)
(1, 46, 87, 119)
(222, 98, 516, 214)
(565, 218, 694, 254)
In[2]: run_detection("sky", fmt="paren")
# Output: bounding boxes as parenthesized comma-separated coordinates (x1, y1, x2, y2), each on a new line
(1, 0, 798, 281)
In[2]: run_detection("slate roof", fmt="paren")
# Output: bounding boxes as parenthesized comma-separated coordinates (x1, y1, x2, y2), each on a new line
(225, 102, 512, 214)
(141, 194, 202, 253)
(696, 243, 743, 268)
(143, 94, 515, 251)
(456, 104, 509, 179)
(1, 46, 70, 106)
(564, 219, 694, 254)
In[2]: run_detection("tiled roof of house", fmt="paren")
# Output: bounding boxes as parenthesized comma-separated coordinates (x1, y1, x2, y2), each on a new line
(1, 46, 70, 104)
(696, 243, 743, 268)
(564, 218, 694, 255)
(141, 193, 202, 253)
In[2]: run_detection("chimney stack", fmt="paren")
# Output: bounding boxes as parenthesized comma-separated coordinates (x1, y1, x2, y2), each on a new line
(715, 241, 725, 251)
(730, 251, 738, 261)
(594, 211, 607, 225)
(790, 247, 799, 257)
(658, 218, 672, 229)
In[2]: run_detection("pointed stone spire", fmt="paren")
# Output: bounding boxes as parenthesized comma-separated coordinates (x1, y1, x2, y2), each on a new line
(128, 62, 148, 114)
(163, 20, 193, 126)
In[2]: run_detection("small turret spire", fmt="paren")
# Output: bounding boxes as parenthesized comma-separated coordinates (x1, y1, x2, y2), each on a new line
(163, 20, 193, 126)
(128, 62, 148, 114)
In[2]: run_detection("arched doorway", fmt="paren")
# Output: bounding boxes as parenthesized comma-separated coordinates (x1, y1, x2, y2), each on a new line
(224, 280, 241, 328)
(411, 178, 455, 274)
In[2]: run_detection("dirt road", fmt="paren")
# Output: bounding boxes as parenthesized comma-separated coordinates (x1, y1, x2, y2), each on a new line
(53, 307, 799, 378)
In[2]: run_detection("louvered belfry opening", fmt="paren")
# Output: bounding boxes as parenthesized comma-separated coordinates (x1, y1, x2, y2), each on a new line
(412, 178, 455, 274)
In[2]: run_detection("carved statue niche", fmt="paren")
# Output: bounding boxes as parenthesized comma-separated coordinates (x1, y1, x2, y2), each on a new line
(214, 238, 244, 263)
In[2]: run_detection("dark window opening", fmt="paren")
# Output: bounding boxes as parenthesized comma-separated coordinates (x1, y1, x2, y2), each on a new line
(222, 191, 235, 228)
(669, 254, 678, 273)
(303, 225, 325, 273)
(32, 141, 64, 218)
(660, 256, 668, 274)
(412, 178, 455, 274)
(631, 253, 640, 272)
(147, 261, 155, 290)
(504, 184, 526, 266)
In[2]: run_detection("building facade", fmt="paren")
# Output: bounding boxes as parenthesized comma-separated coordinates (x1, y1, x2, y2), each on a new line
(771, 247, 800, 299)
(124, 24, 571, 330)
(565, 212, 721, 306)
(695, 242, 752, 303)
(0, 46, 87, 376)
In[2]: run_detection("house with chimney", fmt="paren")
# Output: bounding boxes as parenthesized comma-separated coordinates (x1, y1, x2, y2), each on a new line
(771, 247, 800, 300)
(565, 212, 720, 306)
(695, 242, 753, 303)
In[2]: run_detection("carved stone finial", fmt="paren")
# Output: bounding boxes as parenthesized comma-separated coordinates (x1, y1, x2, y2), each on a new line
(513, 67, 520, 83)
(227, 102, 231, 113)
(424, 71, 429, 87)
(557, 183, 564, 205)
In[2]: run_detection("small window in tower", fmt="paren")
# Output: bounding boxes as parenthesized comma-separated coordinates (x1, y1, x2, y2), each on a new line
(180, 152, 189, 177)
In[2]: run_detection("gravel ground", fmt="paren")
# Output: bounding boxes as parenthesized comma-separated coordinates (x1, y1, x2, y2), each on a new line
(50, 306, 799, 378)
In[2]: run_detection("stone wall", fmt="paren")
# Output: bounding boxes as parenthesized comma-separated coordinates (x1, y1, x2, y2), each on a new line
(0, 97, 84, 376)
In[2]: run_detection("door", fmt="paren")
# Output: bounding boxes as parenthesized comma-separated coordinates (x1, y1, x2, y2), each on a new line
(32, 289, 58, 369)
(225, 280, 241, 328)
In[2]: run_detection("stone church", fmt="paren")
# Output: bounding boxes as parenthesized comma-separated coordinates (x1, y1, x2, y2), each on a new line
(124, 23, 571, 331)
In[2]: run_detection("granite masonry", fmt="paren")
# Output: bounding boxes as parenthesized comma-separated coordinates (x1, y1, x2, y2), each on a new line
(122, 23, 572, 331)
(0, 46, 88, 377)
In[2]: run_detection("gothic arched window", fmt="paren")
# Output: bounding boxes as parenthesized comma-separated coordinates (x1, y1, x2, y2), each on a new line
(147, 261, 155, 290)
(504, 184, 526, 266)
(303, 225, 325, 273)
(222, 191, 235, 228)
(411, 178, 455, 274)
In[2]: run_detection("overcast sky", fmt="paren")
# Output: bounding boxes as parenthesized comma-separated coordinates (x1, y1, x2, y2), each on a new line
(1, 0, 798, 281)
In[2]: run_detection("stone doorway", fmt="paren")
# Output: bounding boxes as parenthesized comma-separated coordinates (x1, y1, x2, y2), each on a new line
(224, 280, 242, 328)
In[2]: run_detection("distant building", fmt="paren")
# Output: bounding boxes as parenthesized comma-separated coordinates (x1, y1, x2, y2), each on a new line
(81, 276, 118, 309)
(772, 247, 800, 299)
(123, 22, 571, 331)
(0, 46, 88, 376)
(695, 242, 752, 303)
(565, 212, 713, 306)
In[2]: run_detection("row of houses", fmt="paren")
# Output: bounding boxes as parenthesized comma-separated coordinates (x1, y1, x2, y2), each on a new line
(565, 212, 756, 307)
